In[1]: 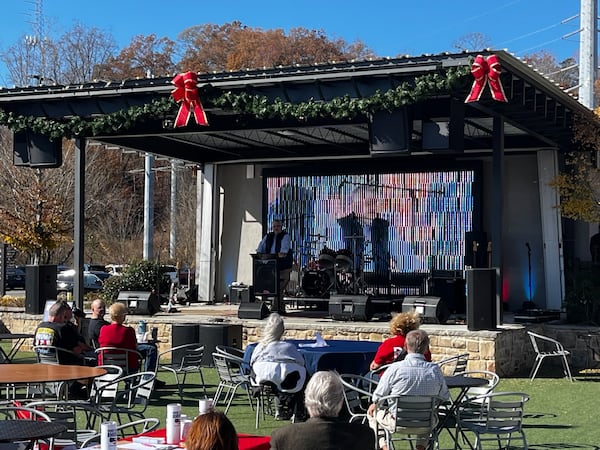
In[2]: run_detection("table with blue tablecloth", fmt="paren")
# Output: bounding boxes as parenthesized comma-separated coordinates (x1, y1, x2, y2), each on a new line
(244, 339, 380, 375)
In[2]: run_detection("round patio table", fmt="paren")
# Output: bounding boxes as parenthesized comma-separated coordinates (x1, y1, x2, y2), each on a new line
(0, 363, 106, 385)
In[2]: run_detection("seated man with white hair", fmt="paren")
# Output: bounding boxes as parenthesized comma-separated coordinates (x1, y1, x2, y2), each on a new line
(270, 370, 375, 450)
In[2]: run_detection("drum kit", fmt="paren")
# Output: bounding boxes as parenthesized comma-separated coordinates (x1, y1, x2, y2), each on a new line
(298, 236, 366, 297)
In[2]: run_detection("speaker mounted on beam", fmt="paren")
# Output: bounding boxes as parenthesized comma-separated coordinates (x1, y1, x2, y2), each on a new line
(13, 131, 63, 168)
(369, 109, 411, 156)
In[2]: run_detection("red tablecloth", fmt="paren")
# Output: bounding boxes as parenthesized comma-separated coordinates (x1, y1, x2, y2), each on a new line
(125, 428, 270, 450)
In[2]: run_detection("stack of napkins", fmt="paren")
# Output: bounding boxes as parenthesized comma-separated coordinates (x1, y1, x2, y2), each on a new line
(298, 332, 329, 348)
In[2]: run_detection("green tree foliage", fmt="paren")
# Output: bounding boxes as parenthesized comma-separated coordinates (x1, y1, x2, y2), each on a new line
(101, 260, 172, 302)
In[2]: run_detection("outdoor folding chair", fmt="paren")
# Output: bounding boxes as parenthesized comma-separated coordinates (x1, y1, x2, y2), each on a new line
(339, 373, 380, 424)
(33, 344, 83, 365)
(527, 331, 573, 381)
(89, 371, 156, 426)
(436, 352, 469, 376)
(159, 343, 207, 400)
(373, 394, 443, 450)
(0, 404, 55, 450)
(456, 391, 530, 450)
(96, 346, 144, 375)
(25, 400, 103, 448)
(461, 370, 500, 400)
(212, 352, 254, 414)
(80, 417, 160, 446)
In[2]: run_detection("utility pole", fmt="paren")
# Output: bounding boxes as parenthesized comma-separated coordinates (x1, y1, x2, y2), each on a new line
(579, 0, 598, 108)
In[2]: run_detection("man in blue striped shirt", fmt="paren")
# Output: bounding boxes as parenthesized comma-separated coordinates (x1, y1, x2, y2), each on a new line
(368, 329, 449, 450)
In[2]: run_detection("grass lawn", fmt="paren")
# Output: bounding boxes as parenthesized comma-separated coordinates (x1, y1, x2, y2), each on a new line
(4, 345, 600, 449)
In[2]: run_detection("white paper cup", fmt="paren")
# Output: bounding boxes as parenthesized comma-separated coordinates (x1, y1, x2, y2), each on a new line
(198, 398, 214, 415)
(166, 403, 182, 444)
(100, 421, 117, 450)
(180, 418, 193, 441)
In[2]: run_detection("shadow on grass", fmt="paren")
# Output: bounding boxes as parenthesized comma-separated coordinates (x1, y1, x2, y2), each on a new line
(529, 445, 600, 449)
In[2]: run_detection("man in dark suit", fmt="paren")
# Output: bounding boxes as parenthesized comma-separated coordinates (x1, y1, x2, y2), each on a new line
(270, 371, 374, 450)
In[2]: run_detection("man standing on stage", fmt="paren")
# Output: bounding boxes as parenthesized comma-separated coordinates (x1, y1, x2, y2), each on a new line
(257, 219, 293, 314)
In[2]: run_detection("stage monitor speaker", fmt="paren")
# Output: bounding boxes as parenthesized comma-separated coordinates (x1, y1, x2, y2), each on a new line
(369, 109, 411, 155)
(117, 291, 160, 316)
(464, 231, 488, 268)
(328, 295, 372, 321)
(25, 264, 57, 314)
(466, 268, 498, 331)
(402, 296, 450, 324)
(253, 258, 278, 295)
(13, 131, 63, 168)
(238, 301, 270, 320)
(172, 323, 200, 365)
(230, 284, 254, 304)
(198, 324, 243, 366)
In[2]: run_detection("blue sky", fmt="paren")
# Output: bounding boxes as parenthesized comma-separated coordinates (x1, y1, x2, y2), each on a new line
(0, 0, 583, 85)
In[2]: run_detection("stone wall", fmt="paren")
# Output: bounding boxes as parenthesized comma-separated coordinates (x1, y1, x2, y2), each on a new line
(1, 309, 593, 378)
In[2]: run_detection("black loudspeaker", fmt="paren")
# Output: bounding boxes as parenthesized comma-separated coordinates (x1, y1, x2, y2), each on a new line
(253, 258, 278, 295)
(328, 295, 372, 321)
(466, 268, 498, 331)
(13, 131, 63, 168)
(402, 296, 450, 324)
(171, 324, 199, 365)
(25, 265, 57, 314)
(117, 291, 161, 316)
(430, 277, 466, 315)
(230, 285, 254, 304)
(464, 231, 488, 268)
(198, 324, 243, 366)
(369, 109, 411, 155)
(238, 301, 270, 319)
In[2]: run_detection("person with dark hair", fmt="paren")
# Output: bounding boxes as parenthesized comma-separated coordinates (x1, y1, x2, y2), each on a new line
(250, 313, 306, 420)
(270, 371, 374, 450)
(369, 311, 431, 372)
(368, 329, 449, 450)
(185, 410, 239, 450)
(257, 219, 293, 313)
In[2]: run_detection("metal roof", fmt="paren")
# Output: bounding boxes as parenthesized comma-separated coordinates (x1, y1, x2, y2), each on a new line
(0, 50, 595, 164)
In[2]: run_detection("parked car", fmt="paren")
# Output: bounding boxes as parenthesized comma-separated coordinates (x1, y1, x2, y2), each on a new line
(105, 264, 126, 276)
(56, 270, 103, 292)
(5, 268, 26, 289)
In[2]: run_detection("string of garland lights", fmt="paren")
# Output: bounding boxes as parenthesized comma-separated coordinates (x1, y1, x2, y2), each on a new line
(0, 66, 470, 141)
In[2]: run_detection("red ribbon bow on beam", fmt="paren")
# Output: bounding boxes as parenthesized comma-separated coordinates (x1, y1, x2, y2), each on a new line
(171, 71, 209, 128)
(465, 54, 508, 103)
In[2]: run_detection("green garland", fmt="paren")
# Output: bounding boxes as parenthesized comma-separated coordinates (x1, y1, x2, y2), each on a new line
(0, 66, 470, 140)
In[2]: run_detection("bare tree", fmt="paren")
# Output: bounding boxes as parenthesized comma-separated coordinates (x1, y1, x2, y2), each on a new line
(452, 32, 492, 52)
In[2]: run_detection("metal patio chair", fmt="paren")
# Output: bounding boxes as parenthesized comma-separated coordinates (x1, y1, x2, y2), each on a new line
(527, 331, 573, 381)
(159, 343, 207, 400)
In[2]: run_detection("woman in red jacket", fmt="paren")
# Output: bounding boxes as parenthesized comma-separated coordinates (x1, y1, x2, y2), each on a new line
(369, 311, 431, 372)
(98, 302, 139, 372)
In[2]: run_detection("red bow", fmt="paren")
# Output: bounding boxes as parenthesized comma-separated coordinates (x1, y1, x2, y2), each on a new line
(465, 54, 507, 103)
(171, 72, 208, 128)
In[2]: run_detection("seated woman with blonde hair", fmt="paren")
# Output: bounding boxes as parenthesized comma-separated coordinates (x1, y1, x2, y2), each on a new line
(185, 410, 238, 450)
(97, 302, 139, 372)
(369, 310, 431, 372)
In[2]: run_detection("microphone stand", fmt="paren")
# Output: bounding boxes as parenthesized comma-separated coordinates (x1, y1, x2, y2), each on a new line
(525, 242, 534, 309)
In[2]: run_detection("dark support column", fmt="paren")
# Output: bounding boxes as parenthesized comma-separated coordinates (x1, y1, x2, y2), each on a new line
(492, 116, 504, 320)
(74, 137, 86, 310)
